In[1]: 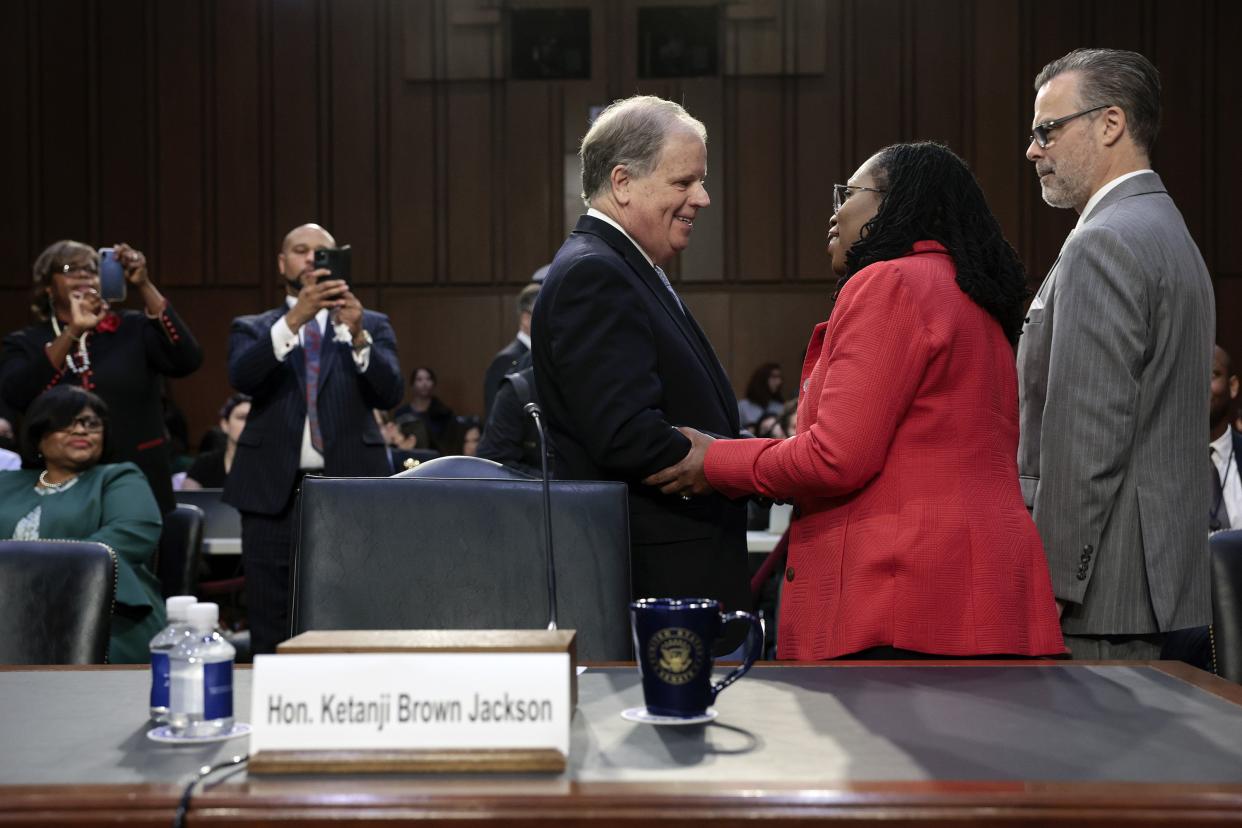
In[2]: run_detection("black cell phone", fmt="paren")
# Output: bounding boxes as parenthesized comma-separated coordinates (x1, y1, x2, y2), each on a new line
(312, 245, 352, 282)
(98, 248, 127, 302)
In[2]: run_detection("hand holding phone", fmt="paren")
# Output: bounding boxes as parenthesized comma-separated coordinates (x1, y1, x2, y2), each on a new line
(98, 248, 127, 303)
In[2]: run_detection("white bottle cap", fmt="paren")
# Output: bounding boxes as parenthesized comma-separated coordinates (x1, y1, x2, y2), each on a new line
(186, 602, 219, 632)
(165, 595, 197, 623)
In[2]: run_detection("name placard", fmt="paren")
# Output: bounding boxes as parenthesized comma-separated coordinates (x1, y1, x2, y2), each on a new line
(249, 651, 570, 771)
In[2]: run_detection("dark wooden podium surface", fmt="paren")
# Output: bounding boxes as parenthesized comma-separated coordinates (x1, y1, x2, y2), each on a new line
(4, 660, 1242, 826)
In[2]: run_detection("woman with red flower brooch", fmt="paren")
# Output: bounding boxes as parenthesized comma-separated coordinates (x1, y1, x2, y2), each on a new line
(0, 240, 203, 514)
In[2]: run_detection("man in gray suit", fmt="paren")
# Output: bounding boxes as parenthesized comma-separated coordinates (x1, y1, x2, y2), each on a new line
(1018, 48, 1215, 659)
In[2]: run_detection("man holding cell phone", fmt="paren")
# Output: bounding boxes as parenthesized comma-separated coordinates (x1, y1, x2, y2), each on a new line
(223, 223, 403, 655)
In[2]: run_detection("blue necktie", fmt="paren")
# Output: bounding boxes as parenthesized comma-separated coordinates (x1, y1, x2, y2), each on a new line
(304, 317, 324, 453)
(654, 266, 684, 315)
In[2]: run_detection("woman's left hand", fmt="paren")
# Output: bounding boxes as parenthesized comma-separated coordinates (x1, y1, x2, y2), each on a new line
(643, 426, 716, 497)
(113, 243, 149, 287)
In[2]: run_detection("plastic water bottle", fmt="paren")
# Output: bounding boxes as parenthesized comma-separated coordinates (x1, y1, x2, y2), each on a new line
(168, 602, 235, 737)
(149, 595, 197, 722)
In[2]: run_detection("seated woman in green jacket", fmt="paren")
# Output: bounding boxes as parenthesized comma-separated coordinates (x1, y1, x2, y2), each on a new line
(0, 385, 164, 662)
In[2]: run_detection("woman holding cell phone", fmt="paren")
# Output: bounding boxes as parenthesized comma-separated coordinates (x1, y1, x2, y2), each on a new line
(0, 240, 203, 514)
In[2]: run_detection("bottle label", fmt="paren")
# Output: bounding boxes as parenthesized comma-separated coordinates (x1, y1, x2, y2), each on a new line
(150, 652, 170, 707)
(203, 660, 234, 720)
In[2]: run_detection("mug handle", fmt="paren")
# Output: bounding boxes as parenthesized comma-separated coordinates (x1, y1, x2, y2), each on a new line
(709, 610, 764, 702)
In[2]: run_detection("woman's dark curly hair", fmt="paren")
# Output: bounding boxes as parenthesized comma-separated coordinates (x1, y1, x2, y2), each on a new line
(838, 142, 1029, 344)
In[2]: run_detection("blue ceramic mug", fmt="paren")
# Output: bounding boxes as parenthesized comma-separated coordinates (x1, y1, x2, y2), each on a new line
(629, 597, 764, 718)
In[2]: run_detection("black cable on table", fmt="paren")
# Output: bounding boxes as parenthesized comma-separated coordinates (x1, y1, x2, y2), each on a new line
(171, 753, 249, 828)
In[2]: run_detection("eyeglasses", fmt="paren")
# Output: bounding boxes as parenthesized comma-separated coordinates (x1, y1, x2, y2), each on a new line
(833, 184, 887, 214)
(58, 415, 105, 434)
(59, 263, 99, 277)
(1029, 104, 1109, 149)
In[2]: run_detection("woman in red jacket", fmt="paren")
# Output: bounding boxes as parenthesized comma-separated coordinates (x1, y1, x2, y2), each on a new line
(647, 142, 1064, 660)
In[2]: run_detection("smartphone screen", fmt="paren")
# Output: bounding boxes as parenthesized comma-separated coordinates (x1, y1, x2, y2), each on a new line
(98, 248, 127, 303)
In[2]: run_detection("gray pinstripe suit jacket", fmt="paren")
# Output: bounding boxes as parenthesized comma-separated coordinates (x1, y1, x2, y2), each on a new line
(1017, 172, 1215, 635)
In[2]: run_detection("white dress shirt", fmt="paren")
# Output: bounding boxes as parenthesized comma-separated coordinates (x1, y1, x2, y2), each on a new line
(1211, 428, 1242, 531)
(270, 298, 371, 470)
(1076, 169, 1154, 229)
(587, 208, 655, 267)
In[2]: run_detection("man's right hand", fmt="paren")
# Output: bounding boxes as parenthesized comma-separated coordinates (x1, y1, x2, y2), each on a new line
(284, 268, 347, 331)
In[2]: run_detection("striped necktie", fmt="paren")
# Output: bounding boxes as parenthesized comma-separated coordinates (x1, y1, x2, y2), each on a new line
(304, 316, 324, 453)
(654, 265, 684, 315)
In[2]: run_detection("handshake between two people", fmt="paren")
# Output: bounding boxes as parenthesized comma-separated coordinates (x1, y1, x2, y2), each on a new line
(643, 426, 717, 499)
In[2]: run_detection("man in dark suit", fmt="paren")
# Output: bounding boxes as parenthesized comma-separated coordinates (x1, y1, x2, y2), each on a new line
(531, 95, 749, 630)
(224, 224, 403, 654)
(482, 282, 540, 419)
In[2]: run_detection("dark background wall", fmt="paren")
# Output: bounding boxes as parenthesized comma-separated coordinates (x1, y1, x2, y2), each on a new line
(2, 0, 1236, 444)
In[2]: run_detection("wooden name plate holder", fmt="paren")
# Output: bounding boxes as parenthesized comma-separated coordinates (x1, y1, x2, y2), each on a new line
(249, 629, 576, 775)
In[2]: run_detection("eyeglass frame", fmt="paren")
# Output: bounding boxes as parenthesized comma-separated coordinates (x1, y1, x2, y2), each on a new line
(1029, 104, 1110, 149)
(56, 415, 105, 434)
(57, 263, 99, 277)
(833, 183, 887, 214)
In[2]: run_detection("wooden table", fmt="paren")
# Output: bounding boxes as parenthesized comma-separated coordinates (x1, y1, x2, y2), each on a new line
(4, 661, 1242, 826)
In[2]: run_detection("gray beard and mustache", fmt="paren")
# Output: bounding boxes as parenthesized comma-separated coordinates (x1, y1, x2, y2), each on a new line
(1037, 142, 1094, 210)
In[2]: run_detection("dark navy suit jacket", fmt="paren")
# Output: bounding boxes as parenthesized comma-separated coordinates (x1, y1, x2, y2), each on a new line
(531, 214, 749, 613)
(223, 306, 403, 515)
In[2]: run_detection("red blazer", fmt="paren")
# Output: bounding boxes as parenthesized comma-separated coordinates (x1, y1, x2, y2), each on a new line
(706, 242, 1065, 659)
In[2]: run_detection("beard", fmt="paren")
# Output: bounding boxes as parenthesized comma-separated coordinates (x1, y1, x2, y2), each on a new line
(284, 267, 313, 293)
(1037, 142, 1095, 210)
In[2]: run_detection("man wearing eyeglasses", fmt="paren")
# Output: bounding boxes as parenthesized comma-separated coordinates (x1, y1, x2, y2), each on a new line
(1017, 48, 1215, 660)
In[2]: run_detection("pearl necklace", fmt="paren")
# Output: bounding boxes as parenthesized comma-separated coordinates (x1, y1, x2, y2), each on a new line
(37, 470, 80, 493)
(49, 316, 91, 375)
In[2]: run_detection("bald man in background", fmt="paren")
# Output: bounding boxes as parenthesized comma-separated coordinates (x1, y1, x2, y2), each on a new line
(224, 224, 403, 654)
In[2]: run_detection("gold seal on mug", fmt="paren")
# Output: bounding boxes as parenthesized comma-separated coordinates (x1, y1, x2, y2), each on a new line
(647, 627, 706, 685)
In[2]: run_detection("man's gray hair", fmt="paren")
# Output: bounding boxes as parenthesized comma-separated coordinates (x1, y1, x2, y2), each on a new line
(1034, 48, 1161, 155)
(579, 95, 707, 206)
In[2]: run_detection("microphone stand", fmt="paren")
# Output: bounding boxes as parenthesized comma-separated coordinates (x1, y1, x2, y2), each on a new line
(524, 402, 557, 630)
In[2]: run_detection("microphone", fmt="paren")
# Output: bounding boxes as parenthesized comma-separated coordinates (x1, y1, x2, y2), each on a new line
(524, 401, 557, 630)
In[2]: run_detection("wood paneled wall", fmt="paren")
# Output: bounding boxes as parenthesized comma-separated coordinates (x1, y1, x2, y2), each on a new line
(1, 0, 1237, 443)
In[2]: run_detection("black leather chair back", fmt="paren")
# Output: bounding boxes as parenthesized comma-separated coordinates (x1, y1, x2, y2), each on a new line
(1211, 529, 1242, 682)
(392, 454, 533, 480)
(291, 476, 632, 660)
(156, 503, 204, 598)
(0, 540, 116, 664)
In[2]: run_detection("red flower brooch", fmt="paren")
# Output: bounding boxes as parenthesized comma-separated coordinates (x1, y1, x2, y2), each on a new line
(95, 313, 121, 334)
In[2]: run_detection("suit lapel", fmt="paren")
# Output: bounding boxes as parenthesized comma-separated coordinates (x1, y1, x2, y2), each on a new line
(573, 215, 738, 426)
(268, 306, 309, 392)
(1080, 172, 1165, 226)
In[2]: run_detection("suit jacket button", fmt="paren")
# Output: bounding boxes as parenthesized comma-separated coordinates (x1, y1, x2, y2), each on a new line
(1083, 544, 1093, 556)
(1076, 572, 1087, 581)
(785, 566, 795, 582)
